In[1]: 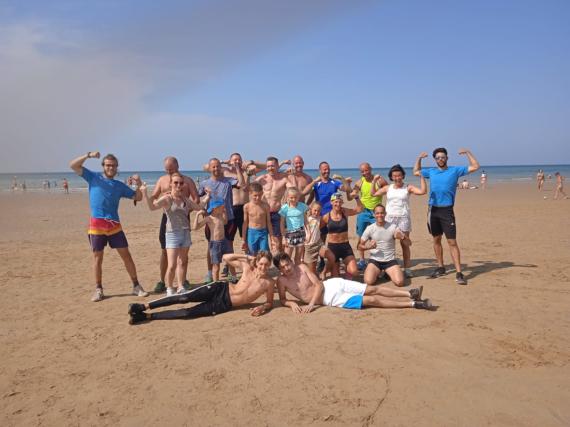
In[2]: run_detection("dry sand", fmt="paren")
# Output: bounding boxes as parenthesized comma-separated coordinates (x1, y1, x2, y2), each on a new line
(0, 182, 569, 426)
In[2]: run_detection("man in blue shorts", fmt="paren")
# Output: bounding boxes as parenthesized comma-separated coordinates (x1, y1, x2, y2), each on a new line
(413, 148, 479, 285)
(70, 151, 150, 302)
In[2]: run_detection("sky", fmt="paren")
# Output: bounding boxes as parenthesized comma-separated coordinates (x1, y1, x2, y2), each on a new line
(1, 0, 569, 172)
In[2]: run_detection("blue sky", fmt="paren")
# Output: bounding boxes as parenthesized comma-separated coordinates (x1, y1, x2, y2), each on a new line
(1, 0, 569, 172)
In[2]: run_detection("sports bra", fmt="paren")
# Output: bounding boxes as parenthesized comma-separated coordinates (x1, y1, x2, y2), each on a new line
(326, 212, 348, 234)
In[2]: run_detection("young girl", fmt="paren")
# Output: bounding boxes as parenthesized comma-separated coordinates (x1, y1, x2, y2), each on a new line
(142, 173, 202, 296)
(304, 202, 335, 278)
(279, 188, 308, 264)
(371, 164, 426, 278)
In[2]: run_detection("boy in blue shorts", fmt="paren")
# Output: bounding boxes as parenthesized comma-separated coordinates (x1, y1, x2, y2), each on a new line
(242, 182, 272, 255)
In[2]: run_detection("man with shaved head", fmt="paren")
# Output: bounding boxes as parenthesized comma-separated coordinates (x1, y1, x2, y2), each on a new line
(152, 156, 199, 293)
(289, 155, 313, 203)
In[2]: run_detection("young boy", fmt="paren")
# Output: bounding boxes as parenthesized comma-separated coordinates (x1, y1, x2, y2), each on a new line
(279, 187, 308, 264)
(194, 196, 235, 282)
(242, 182, 273, 255)
(304, 202, 335, 278)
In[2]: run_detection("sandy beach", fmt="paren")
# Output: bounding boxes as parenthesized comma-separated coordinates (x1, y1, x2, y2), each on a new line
(0, 182, 569, 426)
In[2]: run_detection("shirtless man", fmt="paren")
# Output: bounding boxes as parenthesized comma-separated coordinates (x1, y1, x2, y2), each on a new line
(553, 172, 568, 200)
(128, 252, 275, 323)
(537, 169, 545, 191)
(152, 156, 199, 293)
(255, 156, 296, 252)
(287, 155, 314, 203)
(273, 253, 432, 313)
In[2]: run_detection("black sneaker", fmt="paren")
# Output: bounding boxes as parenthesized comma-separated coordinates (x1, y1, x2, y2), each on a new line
(409, 286, 423, 301)
(129, 311, 148, 325)
(153, 281, 166, 294)
(128, 303, 146, 315)
(430, 267, 446, 278)
(455, 272, 467, 285)
(414, 298, 434, 310)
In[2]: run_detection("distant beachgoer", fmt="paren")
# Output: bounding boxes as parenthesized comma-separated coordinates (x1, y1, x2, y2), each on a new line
(69, 151, 149, 302)
(553, 172, 568, 200)
(480, 170, 487, 190)
(274, 252, 432, 313)
(350, 163, 387, 271)
(62, 178, 69, 194)
(537, 169, 545, 191)
(279, 187, 309, 265)
(242, 182, 272, 256)
(141, 173, 202, 296)
(459, 179, 469, 189)
(413, 148, 480, 285)
(323, 192, 363, 278)
(152, 156, 199, 293)
(11, 176, 18, 191)
(255, 156, 296, 253)
(21, 181, 26, 192)
(128, 253, 275, 324)
(371, 164, 426, 278)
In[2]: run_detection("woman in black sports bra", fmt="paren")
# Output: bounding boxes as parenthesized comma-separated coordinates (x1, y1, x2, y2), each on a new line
(323, 193, 363, 278)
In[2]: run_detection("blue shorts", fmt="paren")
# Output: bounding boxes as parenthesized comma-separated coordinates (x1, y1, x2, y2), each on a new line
(356, 209, 375, 236)
(165, 229, 192, 249)
(247, 227, 269, 255)
(270, 211, 282, 237)
(209, 239, 233, 265)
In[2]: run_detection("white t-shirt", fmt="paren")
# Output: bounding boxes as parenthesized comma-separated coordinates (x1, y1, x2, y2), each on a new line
(361, 222, 399, 262)
(385, 184, 410, 217)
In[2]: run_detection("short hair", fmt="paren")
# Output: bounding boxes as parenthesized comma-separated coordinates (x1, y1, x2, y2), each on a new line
(164, 156, 179, 166)
(267, 156, 278, 164)
(254, 251, 273, 267)
(432, 147, 448, 158)
(249, 182, 263, 193)
(319, 161, 329, 169)
(273, 252, 292, 268)
(230, 152, 242, 160)
(287, 187, 300, 197)
(309, 201, 322, 210)
(101, 154, 119, 166)
(170, 172, 183, 181)
(373, 203, 386, 212)
(388, 164, 406, 181)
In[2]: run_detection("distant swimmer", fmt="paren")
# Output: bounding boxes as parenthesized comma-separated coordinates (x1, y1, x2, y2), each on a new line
(480, 170, 487, 190)
(70, 151, 149, 302)
(128, 253, 275, 324)
(553, 172, 568, 200)
(414, 148, 480, 285)
(62, 178, 69, 194)
(536, 169, 545, 191)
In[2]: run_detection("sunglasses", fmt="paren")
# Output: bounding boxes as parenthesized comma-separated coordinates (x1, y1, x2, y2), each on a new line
(435, 156, 447, 160)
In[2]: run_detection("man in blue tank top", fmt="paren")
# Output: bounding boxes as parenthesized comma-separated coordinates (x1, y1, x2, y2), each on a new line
(413, 148, 479, 285)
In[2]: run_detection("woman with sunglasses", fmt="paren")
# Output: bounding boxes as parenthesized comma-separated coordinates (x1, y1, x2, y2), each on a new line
(142, 173, 203, 295)
(323, 193, 363, 278)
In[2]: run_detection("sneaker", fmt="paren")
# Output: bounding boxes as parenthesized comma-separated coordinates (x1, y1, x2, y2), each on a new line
(430, 267, 446, 278)
(414, 298, 433, 310)
(166, 287, 176, 297)
(409, 286, 423, 301)
(203, 272, 213, 284)
(357, 259, 367, 271)
(176, 287, 188, 294)
(129, 311, 148, 325)
(91, 288, 104, 302)
(404, 268, 414, 278)
(183, 280, 192, 291)
(132, 284, 149, 297)
(154, 281, 166, 294)
(455, 272, 467, 285)
(128, 303, 146, 315)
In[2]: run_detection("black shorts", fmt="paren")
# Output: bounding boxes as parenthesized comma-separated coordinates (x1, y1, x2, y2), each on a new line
(230, 204, 244, 239)
(427, 206, 457, 239)
(368, 259, 399, 271)
(328, 242, 354, 262)
(204, 220, 237, 242)
(159, 213, 167, 249)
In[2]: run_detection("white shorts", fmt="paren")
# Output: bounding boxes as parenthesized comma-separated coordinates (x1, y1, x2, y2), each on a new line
(385, 215, 411, 233)
(322, 278, 366, 310)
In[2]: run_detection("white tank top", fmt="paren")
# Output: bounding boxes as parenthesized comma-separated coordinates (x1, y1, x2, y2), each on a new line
(386, 184, 410, 217)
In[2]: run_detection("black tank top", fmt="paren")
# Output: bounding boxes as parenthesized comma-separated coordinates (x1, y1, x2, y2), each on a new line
(327, 212, 348, 234)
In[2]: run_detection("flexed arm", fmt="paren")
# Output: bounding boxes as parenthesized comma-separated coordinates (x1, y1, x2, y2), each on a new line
(458, 148, 480, 173)
(413, 152, 428, 176)
(70, 151, 100, 175)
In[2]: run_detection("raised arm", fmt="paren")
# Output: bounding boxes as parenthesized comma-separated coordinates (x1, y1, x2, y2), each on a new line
(343, 197, 363, 216)
(193, 210, 208, 230)
(70, 151, 100, 175)
(222, 253, 253, 270)
(408, 174, 427, 195)
(459, 149, 480, 173)
(301, 177, 320, 196)
(141, 183, 168, 211)
(413, 152, 428, 177)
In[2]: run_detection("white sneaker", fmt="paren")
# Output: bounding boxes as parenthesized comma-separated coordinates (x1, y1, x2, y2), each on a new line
(132, 284, 149, 297)
(91, 288, 104, 302)
(176, 287, 187, 294)
(404, 268, 414, 278)
(166, 287, 176, 297)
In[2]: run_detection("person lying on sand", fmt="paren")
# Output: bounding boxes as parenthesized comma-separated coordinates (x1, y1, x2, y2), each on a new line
(273, 253, 433, 313)
(128, 252, 275, 324)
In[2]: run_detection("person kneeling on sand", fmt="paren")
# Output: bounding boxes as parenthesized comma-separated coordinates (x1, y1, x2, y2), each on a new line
(128, 252, 275, 324)
(274, 253, 432, 313)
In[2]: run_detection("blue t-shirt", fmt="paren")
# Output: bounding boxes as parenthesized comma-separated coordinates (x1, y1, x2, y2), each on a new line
(81, 168, 135, 221)
(421, 166, 469, 206)
(279, 202, 308, 230)
(199, 177, 237, 220)
(313, 179, 342, 216)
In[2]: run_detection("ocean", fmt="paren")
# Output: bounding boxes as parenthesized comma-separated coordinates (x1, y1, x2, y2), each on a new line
(2, 164, 569, 192)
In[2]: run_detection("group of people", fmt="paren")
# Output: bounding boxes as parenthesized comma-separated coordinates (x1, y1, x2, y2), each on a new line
(537, 169, 567, 199)
(70, 147, 481, 324)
